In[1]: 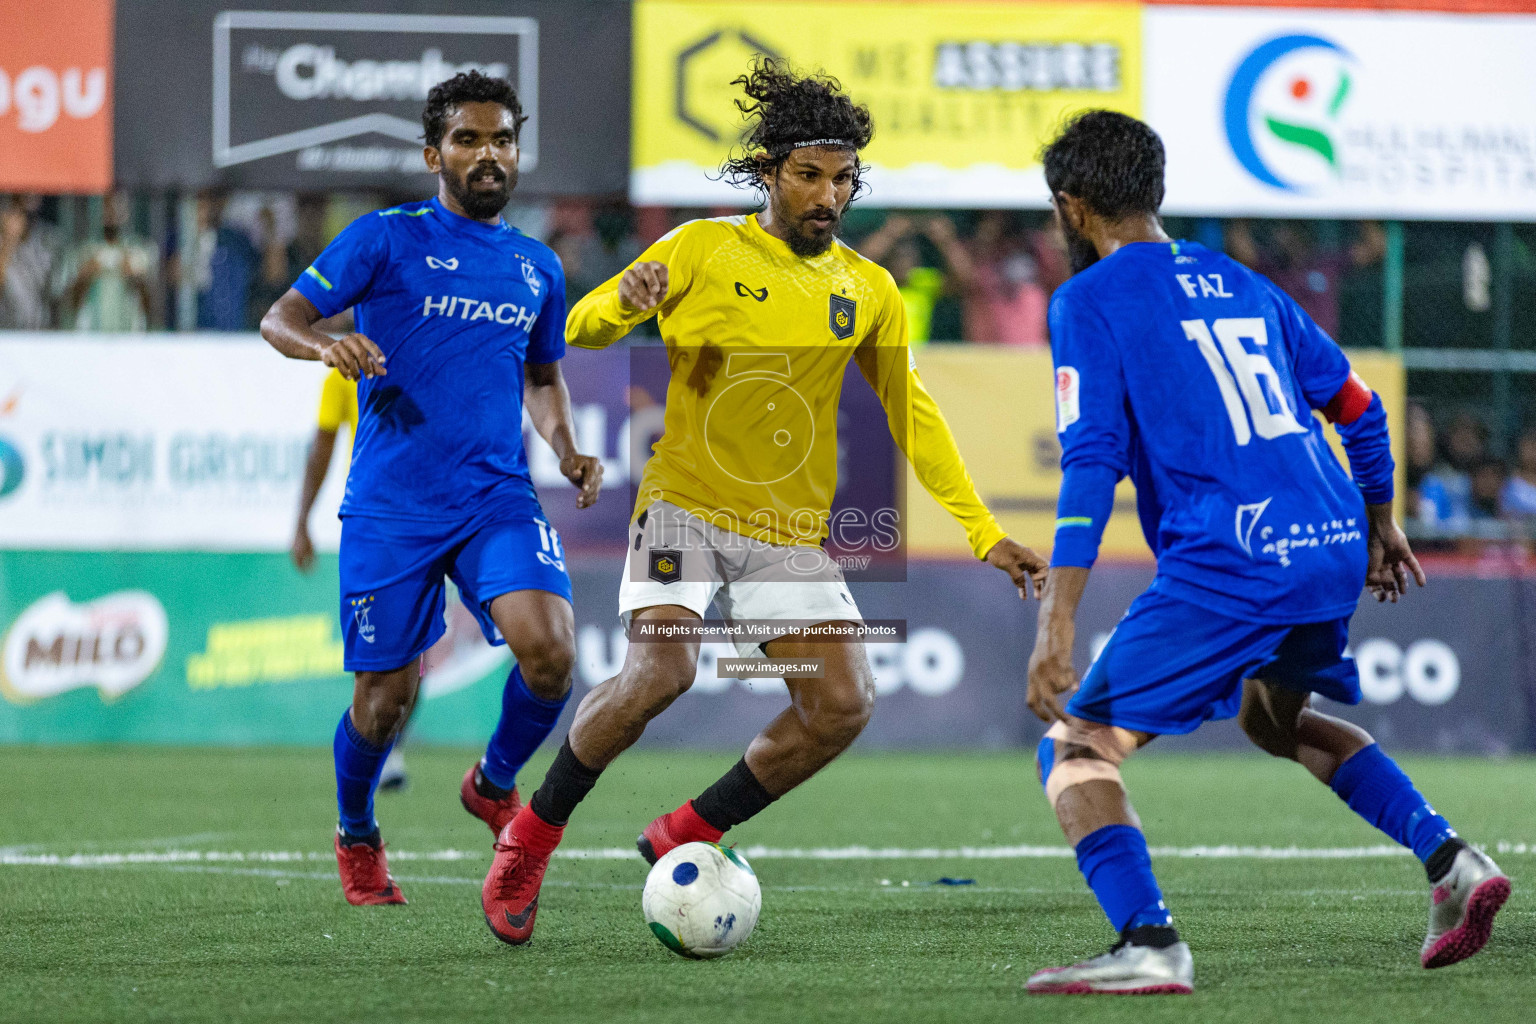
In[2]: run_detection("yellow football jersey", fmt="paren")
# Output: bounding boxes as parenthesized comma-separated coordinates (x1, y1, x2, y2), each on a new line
(566, 214, 1006, 560)
(316, 368, 358, 435)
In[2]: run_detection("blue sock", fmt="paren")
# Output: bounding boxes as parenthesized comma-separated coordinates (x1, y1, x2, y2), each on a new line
(480, 665, 570, 791)
(1330, 743, 1457, 863)
(1075, 824, 1173, 933)
(334, 709, 392, 839)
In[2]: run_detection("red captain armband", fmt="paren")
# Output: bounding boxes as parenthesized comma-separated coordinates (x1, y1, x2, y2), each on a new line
(1322, 371, 1373, 425)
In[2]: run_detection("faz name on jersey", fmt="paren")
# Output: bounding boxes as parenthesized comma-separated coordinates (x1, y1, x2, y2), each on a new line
(421, 294, 538, 330)
(1175, 273, 1234, 299)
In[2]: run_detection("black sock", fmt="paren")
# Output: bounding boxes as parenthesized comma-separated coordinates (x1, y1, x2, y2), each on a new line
(691, 758, 776, 832)
(528, 739, 603, 827)
(339, 825, 382, 848)
(1425, 836, 1468, 884)
(1119, 924, 1180, 950)
(473, 764, 512, 801)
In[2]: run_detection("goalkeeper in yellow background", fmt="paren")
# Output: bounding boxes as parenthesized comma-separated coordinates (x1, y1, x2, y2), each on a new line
(481, 58, 1047, 945)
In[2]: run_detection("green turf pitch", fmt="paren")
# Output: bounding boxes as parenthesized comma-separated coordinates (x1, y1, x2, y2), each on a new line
(1, 747, 1531, 1024)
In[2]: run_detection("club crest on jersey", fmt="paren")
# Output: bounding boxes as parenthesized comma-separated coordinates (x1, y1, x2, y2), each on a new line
(521, 260, 542, 296)
(829, 294, 856, 340)
(1235, 497, 1272, 558)
(648, 549, 682, 585)
(349, 594, 377, 644)
(1055, 366, 1080, 432)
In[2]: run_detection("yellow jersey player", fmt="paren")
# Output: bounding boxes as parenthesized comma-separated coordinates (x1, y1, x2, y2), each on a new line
(480, 58, 1047, 945)
(290, 367, 357, 573)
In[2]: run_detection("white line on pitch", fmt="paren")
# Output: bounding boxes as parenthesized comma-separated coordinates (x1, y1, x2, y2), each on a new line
(3, 842, 1531, 868)
(66, 862, 1433, 899)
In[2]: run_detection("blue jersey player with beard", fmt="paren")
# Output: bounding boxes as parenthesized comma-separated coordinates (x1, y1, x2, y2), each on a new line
(1021, 112, 1509, 995)
(261, 72, 604, 908)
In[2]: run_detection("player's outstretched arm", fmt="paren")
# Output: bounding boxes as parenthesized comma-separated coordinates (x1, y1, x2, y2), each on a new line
(1364, 502, 1426, 603)
(525, 361, 603, 509)
(565, 260, 672, 351)
(260, 288, 386, 380)
(854, 284, 1045, 578)
(1028, 566, 1091, 722)
(568, 224, 704, 350)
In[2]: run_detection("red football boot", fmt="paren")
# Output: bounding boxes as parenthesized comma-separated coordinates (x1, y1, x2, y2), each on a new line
(460, 763, 522, 836)
(334, 831, 407, 906)
(636, 800, 724, 865)
(482, 805, 563, 945)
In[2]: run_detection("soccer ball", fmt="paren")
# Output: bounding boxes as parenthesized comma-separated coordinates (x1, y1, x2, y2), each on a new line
(642, 841, 761, 959)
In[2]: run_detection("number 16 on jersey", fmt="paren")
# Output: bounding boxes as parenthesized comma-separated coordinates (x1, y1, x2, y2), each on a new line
(1183, 317, 1307, 446)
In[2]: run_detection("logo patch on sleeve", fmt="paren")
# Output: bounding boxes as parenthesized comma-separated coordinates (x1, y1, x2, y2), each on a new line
(1055, 366, 1080, 433)
(829, 294, 857, 340)
(648, 549, 683, 585)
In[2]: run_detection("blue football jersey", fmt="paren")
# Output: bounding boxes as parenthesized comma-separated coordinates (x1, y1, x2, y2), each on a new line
(1050, 240, 1368, 623)
(293, 197, 566, 521)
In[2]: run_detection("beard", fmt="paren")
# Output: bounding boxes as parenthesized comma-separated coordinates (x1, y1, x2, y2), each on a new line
(446, 160, 516, 220)
(1060, 216, 1101, 276)
(772, 191, 840, 258)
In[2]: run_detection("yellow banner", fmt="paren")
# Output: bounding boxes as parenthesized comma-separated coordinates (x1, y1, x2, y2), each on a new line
(631, 0, 1142, 206)
(905, 348, 1406, 560)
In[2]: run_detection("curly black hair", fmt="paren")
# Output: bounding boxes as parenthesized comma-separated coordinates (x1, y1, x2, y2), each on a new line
(719, 58, 875, 200)
(422, 70, 528, 150)
(1042, 110, 1165, 219)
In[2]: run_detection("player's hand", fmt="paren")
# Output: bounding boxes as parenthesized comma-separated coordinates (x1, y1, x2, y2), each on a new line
(618, 261, 668, 313)
(984, 537, 1048, 600)
(1365, 508, 1426, 603)
(290, 524, 315, 573)
(561, 453, 604, 509)
(1027, 620, 1078, 723)
(322, 333, 387, 380)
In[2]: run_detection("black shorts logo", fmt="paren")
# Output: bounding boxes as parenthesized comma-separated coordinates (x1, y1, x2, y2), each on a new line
(829, 294, 856, 340)
(648, 548, 683, 585)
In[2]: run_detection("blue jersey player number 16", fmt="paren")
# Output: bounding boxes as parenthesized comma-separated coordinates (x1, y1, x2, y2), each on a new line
(260, 72, 603, 909)
(1020, 111, 1506, 995)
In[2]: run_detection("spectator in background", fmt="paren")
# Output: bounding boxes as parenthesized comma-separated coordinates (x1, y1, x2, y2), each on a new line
(253, 195, 330, 319)
(1501, 430, 1536, 518)
(1469, 459, 1506, 520)
(579, 201, 643, 290)
(188, 191, 258, 331)
(860, 214, 971, 345)
(545, 230, 588, 310)
(961, 211, 1047, 347)
(288, 194, 329, 272)
(250, 204, 291, 328)
(0, 194, 57, 329)
(1029, 213, 1072, 298)
(1226, 220, 1349, 337)
(1405, 401, 1438, 524)
(1418, 412, 1489, 529)
(53, 191, 157, 332)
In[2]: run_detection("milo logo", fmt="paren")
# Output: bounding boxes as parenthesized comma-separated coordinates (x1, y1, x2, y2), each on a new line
(1, 591, 168, 703)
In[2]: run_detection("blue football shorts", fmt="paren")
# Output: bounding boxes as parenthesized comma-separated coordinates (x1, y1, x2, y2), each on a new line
(338, 507, 573, 672)
(1066, 587, 1361, 736)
